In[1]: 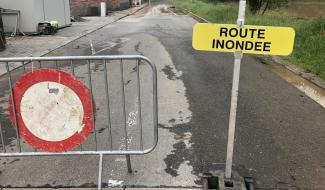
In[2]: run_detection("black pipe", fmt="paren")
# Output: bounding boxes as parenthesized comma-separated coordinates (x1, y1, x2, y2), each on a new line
(0, 8, 6, 51)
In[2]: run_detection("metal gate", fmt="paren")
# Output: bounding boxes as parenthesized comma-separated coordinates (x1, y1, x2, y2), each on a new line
(0, 55, 158, 189)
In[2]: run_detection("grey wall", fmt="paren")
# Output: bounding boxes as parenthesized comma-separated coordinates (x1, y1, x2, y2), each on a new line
(0, 0, 71, 33)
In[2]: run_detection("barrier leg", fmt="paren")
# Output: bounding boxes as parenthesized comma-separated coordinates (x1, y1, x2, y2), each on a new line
(98, 154, 103, 190)
(126, 155, 132, 173)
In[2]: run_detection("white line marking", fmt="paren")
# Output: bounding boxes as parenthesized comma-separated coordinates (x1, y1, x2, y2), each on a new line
(108, 179, 123, 187)
(88, 38, 129, 55)
(127, 110, 138, 127)
(89, 39, 96, 55)
(119, 136, 133, 150)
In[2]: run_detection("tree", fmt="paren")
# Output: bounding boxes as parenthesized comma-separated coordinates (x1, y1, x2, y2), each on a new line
(248, 0, 288, 14)
(248, 0, 263, 13)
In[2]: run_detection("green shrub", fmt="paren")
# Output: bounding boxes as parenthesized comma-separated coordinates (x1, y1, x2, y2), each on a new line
(289, 19, 325, 78)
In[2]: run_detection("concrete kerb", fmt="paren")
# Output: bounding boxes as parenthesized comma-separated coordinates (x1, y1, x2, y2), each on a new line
(170, 4, 325, 90)
(169, 6, 209, 23)
(269, 55, 325, 89)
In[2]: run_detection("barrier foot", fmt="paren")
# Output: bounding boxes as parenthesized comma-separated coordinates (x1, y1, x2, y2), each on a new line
(202, 170, 254, 190)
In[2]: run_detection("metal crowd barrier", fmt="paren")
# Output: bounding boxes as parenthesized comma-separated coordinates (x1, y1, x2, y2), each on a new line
(0, 55, 158, 190)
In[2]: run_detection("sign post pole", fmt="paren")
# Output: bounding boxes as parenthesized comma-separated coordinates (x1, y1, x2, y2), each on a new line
(224, 0, 246, 179)
(192, 0, 294, 186)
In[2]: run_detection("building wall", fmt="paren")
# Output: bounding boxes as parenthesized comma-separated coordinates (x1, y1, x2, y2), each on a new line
(70, 0, 130, 17)
(1, 0, 71, 33)
(109, 0, 131, 10)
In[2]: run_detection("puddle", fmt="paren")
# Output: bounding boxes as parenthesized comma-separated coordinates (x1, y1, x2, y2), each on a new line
(145, 4, 172, 16)
(268, 63, 325, 108)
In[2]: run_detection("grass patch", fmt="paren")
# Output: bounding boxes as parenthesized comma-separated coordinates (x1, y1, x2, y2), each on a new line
(171, 0, 325, 80)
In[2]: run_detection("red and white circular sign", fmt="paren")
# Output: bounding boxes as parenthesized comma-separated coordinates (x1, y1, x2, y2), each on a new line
(9, 69, 96, 152)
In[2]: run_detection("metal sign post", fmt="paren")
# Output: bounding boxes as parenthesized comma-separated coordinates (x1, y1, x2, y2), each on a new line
(225, 0, 246, 179)
(192, 1, 295, 188)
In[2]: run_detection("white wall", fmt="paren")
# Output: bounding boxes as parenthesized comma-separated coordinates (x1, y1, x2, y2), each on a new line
(1, 0, 43, 33)
(0, 0, 71, 33)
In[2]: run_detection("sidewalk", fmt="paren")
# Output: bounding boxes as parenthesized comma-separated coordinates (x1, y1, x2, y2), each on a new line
(0, 4, 147, 75)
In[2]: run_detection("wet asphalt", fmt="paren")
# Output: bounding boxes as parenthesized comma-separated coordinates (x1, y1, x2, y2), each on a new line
(0, 1, 324, 189)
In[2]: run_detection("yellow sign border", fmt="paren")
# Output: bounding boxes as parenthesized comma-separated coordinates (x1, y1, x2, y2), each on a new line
(192, 23, 295, 55)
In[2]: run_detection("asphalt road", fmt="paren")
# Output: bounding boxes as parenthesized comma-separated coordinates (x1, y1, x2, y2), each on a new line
(0, 1, 325, 189)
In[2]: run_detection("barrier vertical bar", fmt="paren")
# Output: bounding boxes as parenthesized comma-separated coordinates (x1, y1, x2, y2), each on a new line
(0, 123, 5, 153)
(71, 59, 82, 151)
(22, 61, 26, 73)
(6, 62, 21, 152)
(120, 59, 132, 173)
(136, 60, 144, 150)
(70, 60, 75, 75)
(98, 153, 103, 190)
(103, 60, 113, 150)
(224, 0, 246, 179)
(87, 60, 98, 151)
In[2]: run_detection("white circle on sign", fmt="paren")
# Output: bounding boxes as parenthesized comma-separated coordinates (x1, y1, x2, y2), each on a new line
(20, 82, 84, 142)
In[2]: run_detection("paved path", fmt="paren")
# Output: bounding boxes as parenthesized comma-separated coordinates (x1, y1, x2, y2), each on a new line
(0, 5, 146, 75)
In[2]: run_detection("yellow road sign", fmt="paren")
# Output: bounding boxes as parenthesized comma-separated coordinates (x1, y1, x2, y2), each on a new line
(192, 23, 295, 55)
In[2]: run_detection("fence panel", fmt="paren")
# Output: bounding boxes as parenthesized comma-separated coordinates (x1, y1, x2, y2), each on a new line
(0, 55, 158, 190)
